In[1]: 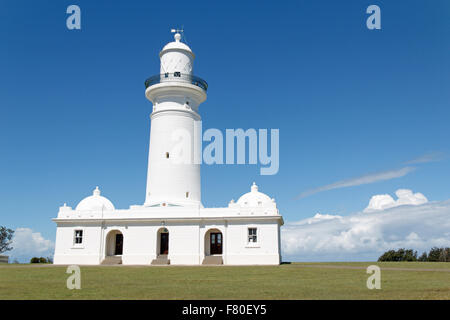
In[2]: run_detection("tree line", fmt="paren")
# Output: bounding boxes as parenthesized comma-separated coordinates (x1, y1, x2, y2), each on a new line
(378, 247, 450, 262)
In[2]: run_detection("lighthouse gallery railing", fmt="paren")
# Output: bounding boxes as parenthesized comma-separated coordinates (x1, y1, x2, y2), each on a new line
(145, 73, 208, 92)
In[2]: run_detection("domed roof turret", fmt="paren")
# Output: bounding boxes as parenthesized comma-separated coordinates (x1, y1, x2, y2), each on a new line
(75, 187, 115, 211)
(160, 32, 194, 58)
(236, 182, 273, 207)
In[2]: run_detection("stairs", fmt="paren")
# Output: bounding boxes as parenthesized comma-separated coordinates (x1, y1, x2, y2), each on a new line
(151, 254, 170, 265)
(101, 256, 122, 265)
(202, 255, 223, 265)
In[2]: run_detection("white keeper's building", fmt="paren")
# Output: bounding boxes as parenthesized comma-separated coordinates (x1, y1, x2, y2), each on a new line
(53, 32, 283, 265)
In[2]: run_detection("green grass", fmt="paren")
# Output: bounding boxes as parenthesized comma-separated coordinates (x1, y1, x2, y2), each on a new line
(0, 262, 449, 299)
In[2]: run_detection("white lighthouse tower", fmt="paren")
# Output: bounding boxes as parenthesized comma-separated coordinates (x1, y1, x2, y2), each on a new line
(143, 31, 208, 208)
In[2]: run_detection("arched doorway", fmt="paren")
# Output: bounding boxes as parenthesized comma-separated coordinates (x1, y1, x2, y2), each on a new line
(204, 228, 223, 256)
(106, 230, 123, 256)
(157, 227, 169, 255)
(151, 227, 170, 265)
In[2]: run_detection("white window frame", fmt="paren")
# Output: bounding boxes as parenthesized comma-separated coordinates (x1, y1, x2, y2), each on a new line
(73, 229, 84, 247)
(246, 227, 260, 248)
(248, 227, 257, 243)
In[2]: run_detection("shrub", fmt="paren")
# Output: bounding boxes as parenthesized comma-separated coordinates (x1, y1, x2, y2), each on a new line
(30, 257, 50, 264)
(30, 257, 40, 263)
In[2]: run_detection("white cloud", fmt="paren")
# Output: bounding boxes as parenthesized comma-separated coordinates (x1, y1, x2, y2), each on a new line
(405, 151, 445, 164)
(364, 189, 428, 212)
(295, 167, 416, 199)
(282, 197, 450, 262)
(8, 228, 54, 263)
(296, 213, 343, 225)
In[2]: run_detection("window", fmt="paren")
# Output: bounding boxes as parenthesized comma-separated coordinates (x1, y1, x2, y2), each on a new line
(186, 191, 189, 198)
(166, 152, 169, 159)
(248, 228, 257, 243)
(74, 230, 83, 244)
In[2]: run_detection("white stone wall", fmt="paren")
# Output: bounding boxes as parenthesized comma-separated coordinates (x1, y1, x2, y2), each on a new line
(225, 221, 281, 265)
(54, 216, 281, 265)
(54, 223, 103, 265)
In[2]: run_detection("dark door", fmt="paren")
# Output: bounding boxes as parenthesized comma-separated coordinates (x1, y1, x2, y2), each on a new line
(210, 232, 222, 255)
(115, 234, 123, 255)
(160, 233, 169, 255)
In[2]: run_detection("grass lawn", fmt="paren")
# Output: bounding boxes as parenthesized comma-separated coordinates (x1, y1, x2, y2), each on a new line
(0, 262, 449, 300)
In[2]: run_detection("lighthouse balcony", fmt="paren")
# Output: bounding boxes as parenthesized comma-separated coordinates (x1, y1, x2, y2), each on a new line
(145, 72, 208, 92)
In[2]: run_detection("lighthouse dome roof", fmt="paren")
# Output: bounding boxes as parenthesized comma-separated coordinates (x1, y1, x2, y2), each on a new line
(237, 183, 273, 207)
(75, 187, 115, 211)
(160, 33, 194, 58)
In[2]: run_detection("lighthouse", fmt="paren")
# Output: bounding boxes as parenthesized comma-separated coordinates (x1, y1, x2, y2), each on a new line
(143, 31, 208, 208)
(53, 30, 283, 266)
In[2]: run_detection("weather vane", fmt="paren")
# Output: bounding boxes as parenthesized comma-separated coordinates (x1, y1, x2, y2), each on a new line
(171, 28, 184, 35)
(170, 27, 187, 43)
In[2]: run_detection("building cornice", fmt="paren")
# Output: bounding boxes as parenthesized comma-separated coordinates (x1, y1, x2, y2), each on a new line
(52, 215, 284, 225)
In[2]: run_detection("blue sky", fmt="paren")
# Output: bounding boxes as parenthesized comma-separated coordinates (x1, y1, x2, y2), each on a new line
(1, 0, 449, 261)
